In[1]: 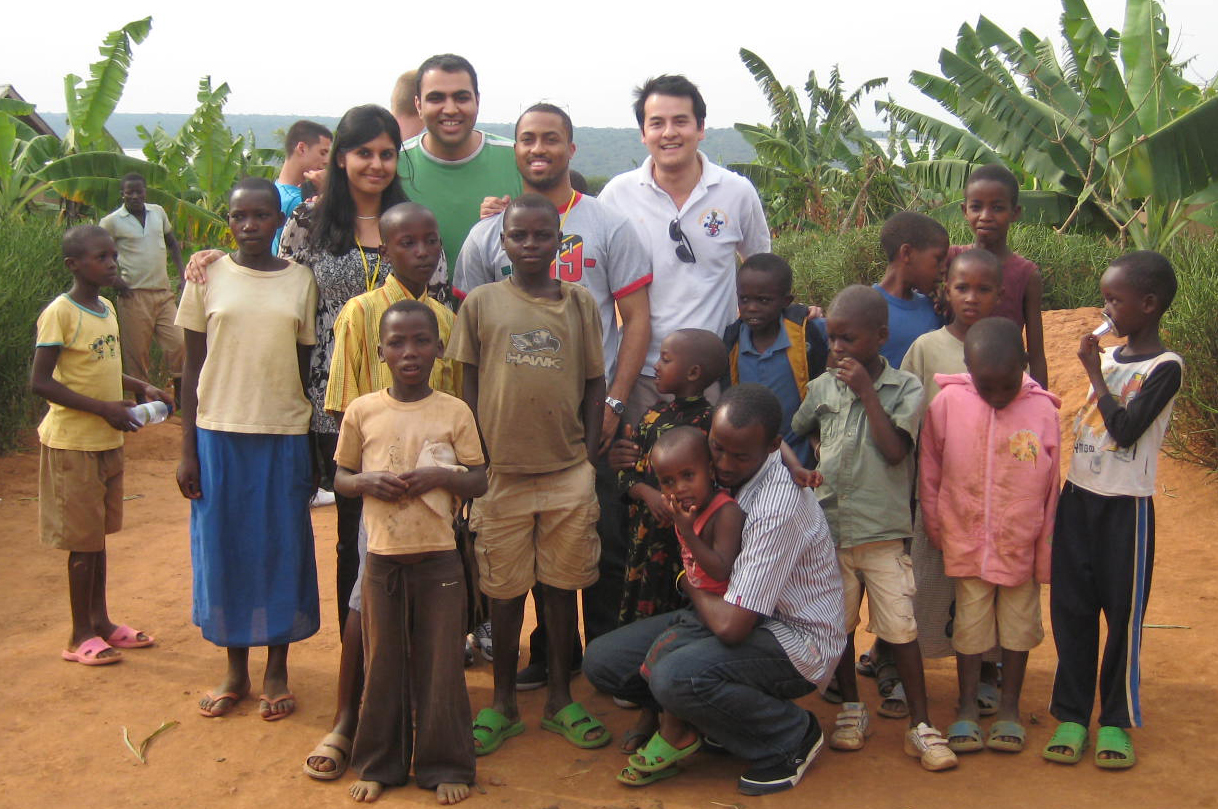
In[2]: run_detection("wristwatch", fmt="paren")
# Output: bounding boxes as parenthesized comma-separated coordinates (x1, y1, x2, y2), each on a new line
(604, 395, 625, 415)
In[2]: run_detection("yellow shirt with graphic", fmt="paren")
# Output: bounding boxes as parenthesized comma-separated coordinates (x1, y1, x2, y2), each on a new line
(36, 294, 125, 451)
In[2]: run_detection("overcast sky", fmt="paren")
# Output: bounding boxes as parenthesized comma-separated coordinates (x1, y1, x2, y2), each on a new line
(5, 0, 1215, 132)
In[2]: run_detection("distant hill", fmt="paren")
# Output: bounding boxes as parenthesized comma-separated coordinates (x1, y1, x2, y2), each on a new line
(43, 112, 760, 179)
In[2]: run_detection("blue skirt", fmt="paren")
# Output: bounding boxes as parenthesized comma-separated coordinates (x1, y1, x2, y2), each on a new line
(191, 429, 320, 646)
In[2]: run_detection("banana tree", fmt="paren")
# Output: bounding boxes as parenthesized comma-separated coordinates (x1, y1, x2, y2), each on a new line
(878, 0, 1218, 248)
(60, 17, 152, 155)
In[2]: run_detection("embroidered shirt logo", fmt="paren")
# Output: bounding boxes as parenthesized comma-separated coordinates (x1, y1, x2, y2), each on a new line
(1008, 429, 1041, 463)
(507, 328, 563, 369)
(700, 208, 726, 237)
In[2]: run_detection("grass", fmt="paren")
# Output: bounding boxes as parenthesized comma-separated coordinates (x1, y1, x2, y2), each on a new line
(776, 223, 1218, 468)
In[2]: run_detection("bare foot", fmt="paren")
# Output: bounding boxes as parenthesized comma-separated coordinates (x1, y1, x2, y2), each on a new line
(349, 780, 383, 802)
(620, 709, 659, 754)
(436, 783, 470, 805)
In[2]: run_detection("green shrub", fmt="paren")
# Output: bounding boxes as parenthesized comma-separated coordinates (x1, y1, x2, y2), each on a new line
(776, 222, 1217, 468)
(0, 216, 73, 450)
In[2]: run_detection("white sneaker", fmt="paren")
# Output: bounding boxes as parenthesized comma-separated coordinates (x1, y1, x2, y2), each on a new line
(473, 621, 493, 662)
(310, 489, 336, 508)
(829, 702, 871, 750)
(904, 722, 959, 771)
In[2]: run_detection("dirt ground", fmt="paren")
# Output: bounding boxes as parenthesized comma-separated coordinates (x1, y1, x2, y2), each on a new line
(2, 308, 1215, 809)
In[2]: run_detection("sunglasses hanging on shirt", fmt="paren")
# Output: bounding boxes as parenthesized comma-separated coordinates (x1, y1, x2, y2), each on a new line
(668, 217, 697, 264)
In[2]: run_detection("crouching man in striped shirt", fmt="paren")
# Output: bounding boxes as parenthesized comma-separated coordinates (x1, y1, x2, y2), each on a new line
(584, 383, 845, 795)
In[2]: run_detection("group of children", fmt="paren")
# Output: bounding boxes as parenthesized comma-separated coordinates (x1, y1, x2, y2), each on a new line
(35, 163, 1182, 800)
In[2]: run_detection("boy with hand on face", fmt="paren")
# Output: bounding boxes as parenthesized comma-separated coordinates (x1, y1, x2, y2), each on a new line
(791, 285, 957, 772)
(446, 194, 608, 755)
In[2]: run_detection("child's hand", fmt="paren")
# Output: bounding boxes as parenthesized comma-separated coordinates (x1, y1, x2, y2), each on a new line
(663, 493, 698, 533)
(833, 356, 873, 397)
(608, 424, 642, 472)
(789, 466, 822, 488)
(1077, 332, 1102, 376)
(640, 487, 673, 528)
(143, 384, 174, 409)
(177, 456, 202, 499)
(357, 471, 410, 501)
(99, 400, 141, 432)
(398, 467, 452, 497)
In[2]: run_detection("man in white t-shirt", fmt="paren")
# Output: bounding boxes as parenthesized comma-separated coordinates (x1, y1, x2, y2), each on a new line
(454, 103, 652, 686)
(599, 74, 771, 424)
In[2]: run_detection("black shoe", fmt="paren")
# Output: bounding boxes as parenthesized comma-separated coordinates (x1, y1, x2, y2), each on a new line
(516, 661, 547, 691)
(737, 711, 823, 796)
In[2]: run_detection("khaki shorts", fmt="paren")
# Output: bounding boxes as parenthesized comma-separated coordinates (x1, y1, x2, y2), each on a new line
(39, 445, 124, 552)
(471, 462, 600, 599)
(952, 577, 1044, 654)
(837, 539, 918, 644)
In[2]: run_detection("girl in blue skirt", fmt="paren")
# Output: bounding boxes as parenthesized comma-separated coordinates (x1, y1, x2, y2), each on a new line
(176, 177, 320, 721)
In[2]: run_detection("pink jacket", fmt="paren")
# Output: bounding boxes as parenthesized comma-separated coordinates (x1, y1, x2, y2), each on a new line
(920, 373, 1061, 586)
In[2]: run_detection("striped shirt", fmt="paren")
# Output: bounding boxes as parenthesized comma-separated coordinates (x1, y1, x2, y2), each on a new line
(724, 450, 846, 689)
(324, 275, 460, 413)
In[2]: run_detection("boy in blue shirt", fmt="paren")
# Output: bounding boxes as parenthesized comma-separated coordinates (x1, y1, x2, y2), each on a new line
(721, 253, 828, 466)
(874, 212, 948, 367)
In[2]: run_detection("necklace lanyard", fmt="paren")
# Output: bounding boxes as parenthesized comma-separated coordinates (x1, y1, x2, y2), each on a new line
(355, 235, 380, 293)
(558, 189, 578, 233)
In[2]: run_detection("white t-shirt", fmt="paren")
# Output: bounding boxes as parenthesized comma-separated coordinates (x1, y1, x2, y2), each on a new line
(452, 192, 651, 382)
(599, 152, 770, 372)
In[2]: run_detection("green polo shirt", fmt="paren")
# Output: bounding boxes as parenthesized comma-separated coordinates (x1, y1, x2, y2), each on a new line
(791, 359, 923, 548)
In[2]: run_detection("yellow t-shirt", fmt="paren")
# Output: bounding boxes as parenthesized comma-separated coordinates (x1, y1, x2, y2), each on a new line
(35, 294, 124, 451)
(175, 255, 318, 434)
(334, 389, 484, 555)
(324, 274, 460, 412)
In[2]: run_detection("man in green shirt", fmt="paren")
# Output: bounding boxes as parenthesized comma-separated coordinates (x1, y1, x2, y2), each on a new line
(398, 53, 522, 306)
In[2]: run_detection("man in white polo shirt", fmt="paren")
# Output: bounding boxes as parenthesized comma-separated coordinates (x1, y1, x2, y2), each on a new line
(599, 74, 770, 424)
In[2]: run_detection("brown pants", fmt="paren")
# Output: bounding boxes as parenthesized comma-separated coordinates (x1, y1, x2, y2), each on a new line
(352, 550, 475, 788)
(116, 288, 183, 382)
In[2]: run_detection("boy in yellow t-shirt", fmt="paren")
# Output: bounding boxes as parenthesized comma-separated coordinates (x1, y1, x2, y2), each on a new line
(31, 225, 172, 665)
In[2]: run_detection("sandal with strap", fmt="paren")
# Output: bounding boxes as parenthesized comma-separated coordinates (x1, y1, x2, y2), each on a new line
(977, 680, 1000, 717)
(877, 679, 909, 719)
(629, 732, 702, 772)
(1094, 726, 1136, 769)
(472, 707, 524, 756)
(986, 720, 1026, 753)
(617, 764, 681, 787)
(946, 719, 984, 753)
(540, 702, 611, 750)
(303, 732, 352, 780)
(1042, 721, 1088, 764)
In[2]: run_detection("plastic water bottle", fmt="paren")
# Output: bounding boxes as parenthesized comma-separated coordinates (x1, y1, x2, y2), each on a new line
(129, 401, 171, 426)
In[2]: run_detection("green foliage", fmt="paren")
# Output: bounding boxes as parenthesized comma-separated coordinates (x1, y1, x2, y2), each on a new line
(60, 17, 152, 154)
(0, 216, 72, 450)
(880, 0, 1218, 249)
(776, 222, 1217, 467)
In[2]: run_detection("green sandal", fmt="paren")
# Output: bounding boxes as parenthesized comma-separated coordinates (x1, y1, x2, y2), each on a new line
(1042, 721, 1088, 764)
(629, 732, 702, 772)
(472, 707, 524, 756)
(986, 720, 1026, 753)
(540, 702, 612, 749)
(617, 764, 681, 787)
(1095, 726, 1136, 769)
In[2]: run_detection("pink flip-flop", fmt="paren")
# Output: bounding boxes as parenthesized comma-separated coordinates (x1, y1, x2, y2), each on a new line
(259, 693, 296, 721)
(62, 636, 122, 666)
(107, 624, 155, 648)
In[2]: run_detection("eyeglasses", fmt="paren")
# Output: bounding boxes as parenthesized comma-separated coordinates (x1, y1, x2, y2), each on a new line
(668, 218, 696, 264)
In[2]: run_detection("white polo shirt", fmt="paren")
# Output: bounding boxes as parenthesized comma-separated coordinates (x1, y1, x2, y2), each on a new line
(599, 152, 770, 372)
(99, 203, 172, 290)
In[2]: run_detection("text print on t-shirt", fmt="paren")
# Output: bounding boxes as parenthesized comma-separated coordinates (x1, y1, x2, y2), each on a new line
(508, 328, 564, 369)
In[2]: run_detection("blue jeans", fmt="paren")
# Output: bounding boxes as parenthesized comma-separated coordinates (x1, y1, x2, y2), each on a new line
(583, 609, 817, 767)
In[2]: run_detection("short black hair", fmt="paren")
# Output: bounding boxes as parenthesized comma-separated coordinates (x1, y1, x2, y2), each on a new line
(504, 193, 560, 229)
(652, 425, 712, 467)
(633, 74, 706, 129)
(948, 247, 1003, 284)
(517, 102, 573, 141)
(670, 328, 729, 386)
(120, 172, 145, 188)
(716, 383, 782, 443)
(966, 163, 1020, 206)
(228, 176, 280, 207)
(738, 252, 794, 295)
(569, 170, 588, 194)
(964, 317, 1027, 371)
(879, 211, 948, 262)
(380, 298, 439, 338)
(63, 224, 112, 259)
(1109, 250, 1177, 312)
(284, 120, 332, 152)
(379, 201, 437, 239)
(827, 284, 888, 330)
(416, 54, 479, 97)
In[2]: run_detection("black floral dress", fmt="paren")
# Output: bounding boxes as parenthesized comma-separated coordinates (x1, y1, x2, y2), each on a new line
(617, 395, 713, 626)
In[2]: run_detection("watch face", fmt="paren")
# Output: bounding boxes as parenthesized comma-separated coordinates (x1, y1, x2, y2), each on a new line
(606, 396, 625, 415)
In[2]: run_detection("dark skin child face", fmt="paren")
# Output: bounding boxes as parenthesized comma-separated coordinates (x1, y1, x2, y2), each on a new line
(500, 206, 561, 280)
(227, 189, 284, 257)
(962, 179, 1021, 251)
(377, 309, 440, 399)
(381, 212, 443, 297)
(651, 442, 715, 513)
(67, 235, 120, 290)
(736, 268, 792, 337)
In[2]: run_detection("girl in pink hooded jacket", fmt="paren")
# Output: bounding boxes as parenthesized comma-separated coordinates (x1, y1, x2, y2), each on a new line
(919, 318, 1060, 754)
